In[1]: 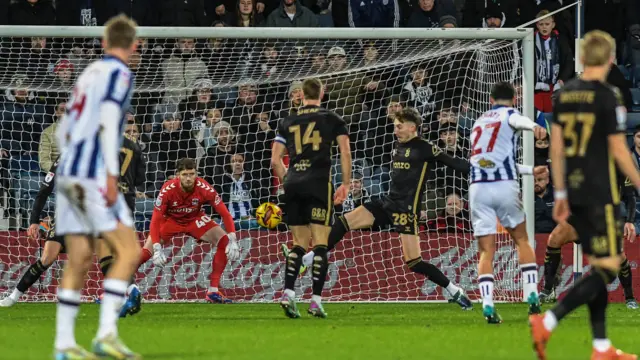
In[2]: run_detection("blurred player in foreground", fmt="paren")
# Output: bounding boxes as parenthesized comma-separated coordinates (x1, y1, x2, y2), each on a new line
(272, 78, 352, 318)
(468, 82, 547, 324)
(302, 108, 473, 310)
(138, 158, 240, 303)
(53, 15, 141, 359)
(529, 30, 639, 360)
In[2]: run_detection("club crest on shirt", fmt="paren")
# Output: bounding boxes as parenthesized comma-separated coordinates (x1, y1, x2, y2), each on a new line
(192, 198, 199, 206)
(155, 197, 162, 207)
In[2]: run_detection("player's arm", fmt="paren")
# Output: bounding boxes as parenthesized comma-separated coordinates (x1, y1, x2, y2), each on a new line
(210, 189, 236, 233)
(428, 141, 469, 174)
(149, 184, 171, 245)
(337, 135, 351, 185)
(29, 157, 59, 226)
(605, 91, 640, 191)
(508, 112, 547, 139)
(549, 123, 566, 192)
(271, 123, 288, 182)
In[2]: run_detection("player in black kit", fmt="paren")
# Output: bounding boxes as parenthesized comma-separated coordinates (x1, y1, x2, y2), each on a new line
(302, 107, 473, 310)
(0, 136, 145, 313)
(529, 30, 640, 360)
(271, 78, 352, 319)
(539, 166, 638, 309)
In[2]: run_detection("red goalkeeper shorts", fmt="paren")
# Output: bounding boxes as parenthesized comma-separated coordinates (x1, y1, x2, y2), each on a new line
(160, 213, 219, 242)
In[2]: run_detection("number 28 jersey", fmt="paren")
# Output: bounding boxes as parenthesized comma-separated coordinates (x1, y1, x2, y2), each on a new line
(469, 105, 523, 183)
(275, 105, 348, 184)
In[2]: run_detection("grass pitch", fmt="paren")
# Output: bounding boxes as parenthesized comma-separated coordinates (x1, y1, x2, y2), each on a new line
(1, 303, 639, 359)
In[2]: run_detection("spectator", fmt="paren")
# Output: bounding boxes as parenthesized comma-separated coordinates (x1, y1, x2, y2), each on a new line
(149, 112, 198, 179)
(407, 0, 457, 28)
(347, 0, 400, 28)
(428, 193, 471, 232)
(518, 0, 574, 45)
(534, 10, 573, 113)
(0, 0, 9, 25)
(534, 168, 555, 233)
(324, 46, 373, 123)
(534, 133, 549, 167)
(631, 126, 640, 165)
(402, 63, 436, 119)
(51, 59, 75, 89)
(224, 0, 265, 26)
(308, 46, 327, 74)
(38, 101, 64, 172)
(197, 108, 223, 151)
(607, 60, 633, 111)
(13, 37, 58, 84)
(264, 0, 318, 27)
(360, 42, 390, 113)
(462, 0, 517, 28)
(9, 0, 56, 26)
(367, 95, 403, 192)
(334, 172, 370, 217)
(434, 122, 468, 196)
(0, 74, 48, 155)
(243, 111, 276, 187)
(159, 0, 209, 26)
(162, 38, 208, 105)
(201, 121, 246, 187)
(217, 153, 270, 230)
(279, 81, 303, 119)
(208, 0, 267, 21)
(179, 78, 217, 139)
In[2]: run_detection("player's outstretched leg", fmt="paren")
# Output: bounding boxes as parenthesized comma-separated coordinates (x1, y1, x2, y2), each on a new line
(619, 254, 638, 309)
(0, 240, 62, 307)
(507, 222, 540, 315)
(540, 223, 576, 303)
(401, 233, 472, 310)
(302, 214, 350, 267)
(281, 243, 307, 275)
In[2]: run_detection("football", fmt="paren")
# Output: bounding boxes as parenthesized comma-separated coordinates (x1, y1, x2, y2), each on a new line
(256, 202, 283, 229)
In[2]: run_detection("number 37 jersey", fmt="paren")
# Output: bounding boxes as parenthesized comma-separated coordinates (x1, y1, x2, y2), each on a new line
(469, 105, 526, 183)
(275, 105, 348, 184)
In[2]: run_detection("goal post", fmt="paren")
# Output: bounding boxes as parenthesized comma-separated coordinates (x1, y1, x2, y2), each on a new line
(0, 25, 535, 303)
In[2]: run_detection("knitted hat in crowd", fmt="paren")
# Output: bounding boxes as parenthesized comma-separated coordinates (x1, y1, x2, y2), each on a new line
(288, 80, 303, 95)
(54, 59, 74, 73)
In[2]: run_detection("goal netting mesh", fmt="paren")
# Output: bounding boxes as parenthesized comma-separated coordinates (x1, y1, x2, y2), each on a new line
(0, 33, 526, 302)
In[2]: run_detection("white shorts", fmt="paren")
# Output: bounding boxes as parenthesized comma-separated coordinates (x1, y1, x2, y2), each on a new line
(55, 176, 134, 236)
(469, 181, 525, 237)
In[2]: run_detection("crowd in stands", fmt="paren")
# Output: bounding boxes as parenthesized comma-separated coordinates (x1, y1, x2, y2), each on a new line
(0, 0, 638, 233)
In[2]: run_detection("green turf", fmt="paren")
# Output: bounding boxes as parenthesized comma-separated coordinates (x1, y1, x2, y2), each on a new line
(1, 303, 639, 360)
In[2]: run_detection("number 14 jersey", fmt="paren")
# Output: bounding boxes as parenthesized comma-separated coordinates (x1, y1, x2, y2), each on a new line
(470, 105, 526, 184)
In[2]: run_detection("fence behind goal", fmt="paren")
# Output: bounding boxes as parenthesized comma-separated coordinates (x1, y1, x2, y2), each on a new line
(0, 27, 535, 302)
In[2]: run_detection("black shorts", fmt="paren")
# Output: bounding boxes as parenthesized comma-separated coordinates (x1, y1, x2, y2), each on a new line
(282, 180, 334, 226)
(570, 203, 622, 258)
(44, 227, 66, 253)
(124, 194, 136, 214)
(566, 214, 581, 245)
(363, 198, 418, 235)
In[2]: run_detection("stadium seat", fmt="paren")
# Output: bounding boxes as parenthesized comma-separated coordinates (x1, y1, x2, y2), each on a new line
(9, 154, 41, 174)
(628, 112, 640, 129)
(631, 88, 640, 112)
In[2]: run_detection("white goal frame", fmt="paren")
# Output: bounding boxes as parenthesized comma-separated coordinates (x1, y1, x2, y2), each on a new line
(0, 26, 536, 302)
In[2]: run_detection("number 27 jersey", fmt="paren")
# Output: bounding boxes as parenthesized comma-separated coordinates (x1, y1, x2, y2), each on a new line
(469, 105, 522, 183)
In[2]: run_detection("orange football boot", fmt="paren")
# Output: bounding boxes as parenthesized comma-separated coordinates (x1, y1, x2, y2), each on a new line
(529, 314, 551, 360)
(591, 347, 637, 360)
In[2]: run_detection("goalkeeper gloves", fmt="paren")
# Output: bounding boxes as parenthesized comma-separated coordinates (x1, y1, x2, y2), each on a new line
(152, 243, 167, 266)
(225, 232, 240, 261)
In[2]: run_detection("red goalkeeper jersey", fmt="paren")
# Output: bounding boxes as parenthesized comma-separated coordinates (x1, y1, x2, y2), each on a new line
(149, 177, 235, 243)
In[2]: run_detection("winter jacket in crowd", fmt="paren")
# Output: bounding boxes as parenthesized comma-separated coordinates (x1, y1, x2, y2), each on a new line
(407, 0, 457, 28)
(264, 0, 318, 27)
(9, 0, 55, 25)
(348, 0, 400, 28)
